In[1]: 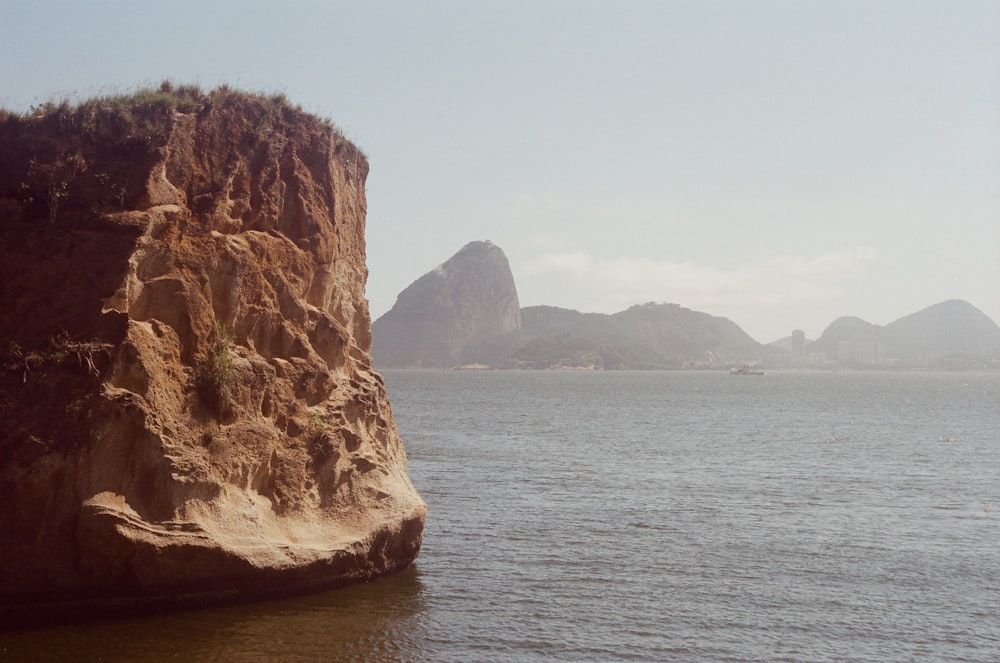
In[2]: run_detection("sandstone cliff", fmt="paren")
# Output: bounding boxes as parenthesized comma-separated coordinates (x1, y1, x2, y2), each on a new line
(371, 240, 522, 367)
(0, 85, 425, 619)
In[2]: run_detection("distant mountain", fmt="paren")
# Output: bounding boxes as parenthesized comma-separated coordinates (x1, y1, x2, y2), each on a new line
(452, 305, 615, 368)
(465, 302, 772, 369)
(371, 242, 769, 369)
(807, 316, 882, 360)
(806, 300, 1000, 368)
(371, 241, 521, 368)
(372, 241, 1000, 370)
(376, 272, 771, 370)
(884, 300, 1000, 365)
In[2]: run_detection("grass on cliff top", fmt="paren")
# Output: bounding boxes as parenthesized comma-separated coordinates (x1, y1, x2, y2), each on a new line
(0, 80, 353, 148)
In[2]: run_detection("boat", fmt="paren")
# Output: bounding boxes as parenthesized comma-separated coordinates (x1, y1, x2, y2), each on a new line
(730, 365, 764, 375)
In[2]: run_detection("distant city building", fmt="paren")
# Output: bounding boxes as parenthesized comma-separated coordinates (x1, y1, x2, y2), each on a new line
(791, 329, 805, 356)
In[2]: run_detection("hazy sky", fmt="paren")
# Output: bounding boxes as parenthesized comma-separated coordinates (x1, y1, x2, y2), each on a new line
(2, 1, 997, 342)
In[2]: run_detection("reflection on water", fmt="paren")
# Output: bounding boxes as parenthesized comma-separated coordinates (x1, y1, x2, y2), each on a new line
(0, 565, 430, 663)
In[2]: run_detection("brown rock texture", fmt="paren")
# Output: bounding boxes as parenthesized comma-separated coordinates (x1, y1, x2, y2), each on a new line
(0, 86, 425, 619)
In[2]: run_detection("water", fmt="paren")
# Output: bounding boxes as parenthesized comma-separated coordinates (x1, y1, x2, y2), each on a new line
(2, 370, 998, 661)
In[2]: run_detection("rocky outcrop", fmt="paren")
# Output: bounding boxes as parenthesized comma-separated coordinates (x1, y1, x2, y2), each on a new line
(371, 241, 521, 367)
(0, 86, 425, 619)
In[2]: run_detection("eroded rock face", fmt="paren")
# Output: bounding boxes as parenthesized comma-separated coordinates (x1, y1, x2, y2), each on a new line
(372, 240, 522, 367)
(0, 89, 425, 618)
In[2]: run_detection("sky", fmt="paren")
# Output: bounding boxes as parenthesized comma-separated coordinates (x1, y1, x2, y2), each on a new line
(2, 0, 998, 342)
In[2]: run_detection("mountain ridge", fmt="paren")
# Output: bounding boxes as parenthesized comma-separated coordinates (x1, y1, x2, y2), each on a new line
(804, 299, 1000, 368)
(372, 243, 999, 370)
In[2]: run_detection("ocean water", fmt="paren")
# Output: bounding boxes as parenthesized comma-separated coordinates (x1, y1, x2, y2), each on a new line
(2, 370, 998, 662)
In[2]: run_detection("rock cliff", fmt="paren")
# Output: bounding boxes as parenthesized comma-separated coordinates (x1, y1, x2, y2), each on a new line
(371, 240, 522, 367)
(0, 85, 425, 619)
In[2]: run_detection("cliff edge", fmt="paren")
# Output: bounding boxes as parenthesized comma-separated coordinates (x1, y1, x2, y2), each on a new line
(0, 85, 425, 619)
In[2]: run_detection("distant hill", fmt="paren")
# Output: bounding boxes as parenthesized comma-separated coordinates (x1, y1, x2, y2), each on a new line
(372, 241, 1000, 370)
(456, 302, 775, 369)
(462, 302, 769, 369)
(885, 300, 1000, 362)
(806, 300, 1000, 368)
(807, 316, 883, 361)
(371, 241, 521, 368)
(372, 242, 770, 369)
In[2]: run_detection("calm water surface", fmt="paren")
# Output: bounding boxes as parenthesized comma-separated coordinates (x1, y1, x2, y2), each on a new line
(2, 371, 998, 662)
